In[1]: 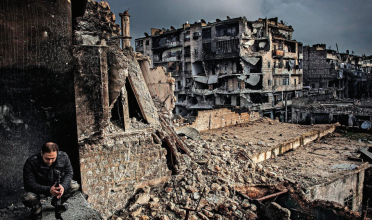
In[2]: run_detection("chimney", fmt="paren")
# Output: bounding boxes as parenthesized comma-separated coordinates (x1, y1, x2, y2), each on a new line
(119, 10, 132, 48)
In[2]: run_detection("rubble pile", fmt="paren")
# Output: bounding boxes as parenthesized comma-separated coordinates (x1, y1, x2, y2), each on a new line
(111, 132, 287, 220)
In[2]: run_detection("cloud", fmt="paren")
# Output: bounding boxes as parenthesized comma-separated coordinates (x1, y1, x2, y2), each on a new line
(106, 0, 372, 55)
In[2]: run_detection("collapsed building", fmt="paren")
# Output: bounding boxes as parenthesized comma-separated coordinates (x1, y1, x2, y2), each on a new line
(113, 116, 370, 220)
(135, 17, 304, 119)
(292, 93, 372, 126)
(303, 44, 372, 99)
(2, 0, 372, 220)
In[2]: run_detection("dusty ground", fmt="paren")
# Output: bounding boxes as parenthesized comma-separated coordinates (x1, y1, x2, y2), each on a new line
(0, 192, 101, 220)
(201, 117, 333, 155)
(262, 131, 371, 188)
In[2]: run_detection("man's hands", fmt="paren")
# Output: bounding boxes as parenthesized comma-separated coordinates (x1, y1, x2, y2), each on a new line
(50, 184, 64, 199)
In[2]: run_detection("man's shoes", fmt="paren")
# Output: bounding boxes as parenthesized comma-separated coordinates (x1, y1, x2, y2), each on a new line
(31, 203, 42, 220)
(51, 196, 69, 212)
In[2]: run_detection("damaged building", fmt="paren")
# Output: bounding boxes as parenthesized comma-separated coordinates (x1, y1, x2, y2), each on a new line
(2, 0, 372, 219)
(303, 44, 372, 99)
(135, 17, 303, 119)
(0, 0, 190, 218)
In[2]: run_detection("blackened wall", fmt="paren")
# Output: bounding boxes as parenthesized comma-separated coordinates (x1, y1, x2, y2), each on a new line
(0, 0, 79, 207)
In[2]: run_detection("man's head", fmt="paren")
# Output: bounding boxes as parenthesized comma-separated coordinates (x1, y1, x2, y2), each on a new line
(41, 142, 59, 166)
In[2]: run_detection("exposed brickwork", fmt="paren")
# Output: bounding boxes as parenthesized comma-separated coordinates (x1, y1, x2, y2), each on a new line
(79, 130, 171, 217)
(73, 2, 172, 219)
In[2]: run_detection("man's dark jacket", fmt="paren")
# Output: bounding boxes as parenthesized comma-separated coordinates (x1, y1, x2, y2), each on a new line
(23, 151, 73, 195)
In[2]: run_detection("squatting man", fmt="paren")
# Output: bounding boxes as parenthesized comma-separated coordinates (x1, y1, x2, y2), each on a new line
(22, 142, 79, 219)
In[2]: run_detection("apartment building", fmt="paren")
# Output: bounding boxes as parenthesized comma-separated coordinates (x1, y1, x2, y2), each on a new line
(303, 44, 372, 99)
(136, 17, 303, 119)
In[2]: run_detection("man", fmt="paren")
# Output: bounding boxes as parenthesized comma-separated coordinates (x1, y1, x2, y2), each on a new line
(22, 142, 79, 220)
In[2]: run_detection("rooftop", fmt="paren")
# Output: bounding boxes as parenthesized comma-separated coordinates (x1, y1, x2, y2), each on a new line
(200, 118, 336, 159)
(262, 132, 371, 188)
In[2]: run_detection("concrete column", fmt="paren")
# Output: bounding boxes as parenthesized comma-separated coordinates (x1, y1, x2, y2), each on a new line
(119, 10, 132, 48)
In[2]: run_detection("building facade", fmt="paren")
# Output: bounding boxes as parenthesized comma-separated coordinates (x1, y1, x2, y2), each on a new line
(303, 44, 372, 99)
(135, 17, 303, 119)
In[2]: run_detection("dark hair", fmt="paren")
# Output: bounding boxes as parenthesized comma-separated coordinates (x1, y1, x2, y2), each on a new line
(41, 142, 59, 154)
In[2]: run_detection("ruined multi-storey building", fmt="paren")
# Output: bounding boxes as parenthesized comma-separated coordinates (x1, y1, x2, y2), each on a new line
(303, 44, 372, 99)
(135, 17, 303, 119)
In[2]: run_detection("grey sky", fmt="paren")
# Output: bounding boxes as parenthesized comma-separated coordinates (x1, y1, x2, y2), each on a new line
(107, 0, 372, 55)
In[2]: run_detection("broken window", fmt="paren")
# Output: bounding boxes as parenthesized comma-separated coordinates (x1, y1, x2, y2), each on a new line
(178, 94, 187, 102)
(344, 194, 353, 210)
(190, 96, 198, 105)
(224, 96, 232, 105)
(294, 79, 296, 85)
(153, 34, 180, 48)
(184, 31, 190, 41)
(193, 32, 201, 40)
(282, 78, 289, 85)
(135, 40, 143, 47)
(184, 46, 191, 57)
(216, 39, 239, 54)
(203, 42, 212, 53)
(146, 40, 149, 45)
(250, 93, 268, 104)
(268, 61, 271, 68)
(216, 23, 239, 37)
(268, 80, 272, 86)
(202, 28, 211, 39)
(285, 41, 296, 53)
(153, 52, 162, 62)
(176, 81, 182, 90)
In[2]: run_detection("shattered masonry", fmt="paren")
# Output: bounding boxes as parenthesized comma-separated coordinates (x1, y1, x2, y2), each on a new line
(135, 17, 303, 119)
(73, 2, 183, 218)
(2, 0, 372, 219)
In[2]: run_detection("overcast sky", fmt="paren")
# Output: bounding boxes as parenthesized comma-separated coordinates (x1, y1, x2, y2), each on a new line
(106, 0, 372, 55)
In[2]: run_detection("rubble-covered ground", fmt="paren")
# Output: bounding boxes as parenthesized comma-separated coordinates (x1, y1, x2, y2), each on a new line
(262, 131, 370, 188)
(113, 120, 315, 219)
(112, 120, 365, 220)
(113, 136, 283, 219)
(200, 117, 333, 156)
(0, 192, 101, 220)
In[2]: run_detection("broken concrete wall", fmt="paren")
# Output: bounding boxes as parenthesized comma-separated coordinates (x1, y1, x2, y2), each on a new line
(306, 169, 365, 213)
(0, 0, 79, 207)
(138, 57, 176, 115)
(176, 108, 251, 132)
(73, 1, 169, 218)
(251, 124, 337, 163)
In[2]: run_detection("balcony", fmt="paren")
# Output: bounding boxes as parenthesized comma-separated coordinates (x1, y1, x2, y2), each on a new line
(272, 50, 285, 58)
(292, 69, 303, 75)
(152, 41, 181, 49)
(273, 84, 302, 92)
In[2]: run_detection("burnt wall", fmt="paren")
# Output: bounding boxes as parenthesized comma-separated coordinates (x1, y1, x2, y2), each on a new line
(0, 0, 79, 207)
